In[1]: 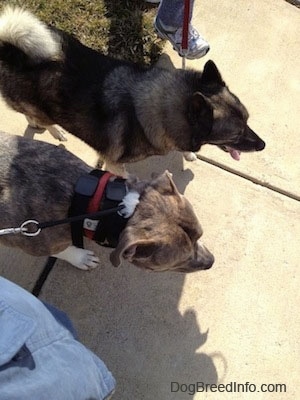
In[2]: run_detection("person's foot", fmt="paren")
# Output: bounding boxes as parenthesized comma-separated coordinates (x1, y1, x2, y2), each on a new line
(154, 17, 210, 59)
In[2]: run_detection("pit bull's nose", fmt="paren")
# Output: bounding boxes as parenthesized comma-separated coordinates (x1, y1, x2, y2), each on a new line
(202, 251, 214, 270)
(195, 241, 215, 270)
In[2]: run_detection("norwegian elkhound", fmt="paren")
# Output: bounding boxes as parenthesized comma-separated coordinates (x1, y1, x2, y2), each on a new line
(0, 7, 265, 174)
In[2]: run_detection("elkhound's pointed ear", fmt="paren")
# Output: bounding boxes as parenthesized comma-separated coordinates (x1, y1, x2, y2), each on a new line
(201, 60, 224, 85)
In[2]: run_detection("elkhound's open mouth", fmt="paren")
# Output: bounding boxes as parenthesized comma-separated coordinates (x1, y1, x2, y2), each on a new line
(219, 145, 241, 161)
(224, 146, 241, 161)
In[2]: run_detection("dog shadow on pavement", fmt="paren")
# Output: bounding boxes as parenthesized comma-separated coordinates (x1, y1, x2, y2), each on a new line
(128, 151, 194, 194)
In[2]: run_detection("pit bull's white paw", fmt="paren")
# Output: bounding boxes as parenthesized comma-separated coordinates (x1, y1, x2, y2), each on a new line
(53, 245, 100, 270)
(47, 124, 68, 142)
(183, 151, 197, 161)
(75, 249, 100, 270)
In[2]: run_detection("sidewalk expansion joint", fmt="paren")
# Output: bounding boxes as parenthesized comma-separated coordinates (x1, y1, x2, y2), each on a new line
(197, 155, 300, 202)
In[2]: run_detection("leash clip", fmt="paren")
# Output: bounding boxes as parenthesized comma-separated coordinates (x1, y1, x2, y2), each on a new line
(20, 220, 41, 236)
(0, 226, 23, 236)
(0, 220, 41, 237)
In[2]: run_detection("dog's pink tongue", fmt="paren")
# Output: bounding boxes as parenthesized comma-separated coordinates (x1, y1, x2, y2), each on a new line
(228, 148, 241, 161)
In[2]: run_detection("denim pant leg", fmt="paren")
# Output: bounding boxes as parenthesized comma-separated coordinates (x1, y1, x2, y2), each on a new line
(157, 0, 195, 28)
(42, 302, 78, 340)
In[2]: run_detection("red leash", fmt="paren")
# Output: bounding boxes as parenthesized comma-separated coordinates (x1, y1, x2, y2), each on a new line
(181, 0, 191, 69)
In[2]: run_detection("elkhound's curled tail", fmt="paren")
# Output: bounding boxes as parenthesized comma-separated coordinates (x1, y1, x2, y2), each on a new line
(0, 6, 61, 62)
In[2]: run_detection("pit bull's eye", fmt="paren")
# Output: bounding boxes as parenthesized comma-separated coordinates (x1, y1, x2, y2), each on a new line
(180, 225, 202, 242)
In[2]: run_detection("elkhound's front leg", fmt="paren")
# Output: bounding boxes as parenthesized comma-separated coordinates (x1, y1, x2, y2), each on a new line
(183, 151, 197, 161)
(25, 116, 67, 141)
(46, 124, 68, 141)
(53, 245, 100, 270)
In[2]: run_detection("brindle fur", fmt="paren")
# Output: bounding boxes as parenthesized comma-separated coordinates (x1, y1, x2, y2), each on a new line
(0, 131, 214, 272)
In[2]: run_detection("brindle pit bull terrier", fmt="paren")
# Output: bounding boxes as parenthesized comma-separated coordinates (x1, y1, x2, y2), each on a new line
(0, 131, 214, 273)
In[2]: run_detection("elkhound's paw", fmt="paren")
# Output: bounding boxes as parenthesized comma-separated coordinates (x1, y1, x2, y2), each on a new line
(53, 246, 100, 270)
(47, 124, 68, 141)
(183, 151, 197, 161)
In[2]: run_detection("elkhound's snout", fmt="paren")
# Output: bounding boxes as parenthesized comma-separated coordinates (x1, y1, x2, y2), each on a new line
(238, 126, 266, 152)
(255, 138, 265, 151)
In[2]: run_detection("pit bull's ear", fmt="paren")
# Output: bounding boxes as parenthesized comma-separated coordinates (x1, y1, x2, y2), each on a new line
(110, 234, 158, 268)
(152, 170, 180, 195)
(201, 60, 224, 86)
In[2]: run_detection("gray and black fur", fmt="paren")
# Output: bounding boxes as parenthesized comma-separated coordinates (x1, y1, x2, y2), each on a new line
(0, 7, 265, 170)
(0, 131, 214, 272)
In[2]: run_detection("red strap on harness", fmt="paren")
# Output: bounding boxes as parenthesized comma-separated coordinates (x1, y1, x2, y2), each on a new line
(181, 0, 191, 52)
(84, 172, 114, 239)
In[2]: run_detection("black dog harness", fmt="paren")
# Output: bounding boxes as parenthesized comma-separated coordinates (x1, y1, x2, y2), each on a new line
(69, 170, 128, 249)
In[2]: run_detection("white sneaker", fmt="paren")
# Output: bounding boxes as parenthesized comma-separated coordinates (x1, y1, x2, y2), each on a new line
(155, 17, 210, 59)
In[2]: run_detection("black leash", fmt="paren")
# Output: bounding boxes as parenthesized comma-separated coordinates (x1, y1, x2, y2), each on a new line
(38, 206, 123, 230)
(31, 256, 57, 297)
(0, 206, 125, 237)
(19, 206, 124, 237)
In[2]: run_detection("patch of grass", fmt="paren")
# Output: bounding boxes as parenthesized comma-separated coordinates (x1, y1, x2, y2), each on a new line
(5, 0, 164, 64)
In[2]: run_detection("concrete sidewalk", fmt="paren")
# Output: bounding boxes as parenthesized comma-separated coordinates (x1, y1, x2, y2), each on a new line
(0, 0, 299, 399)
